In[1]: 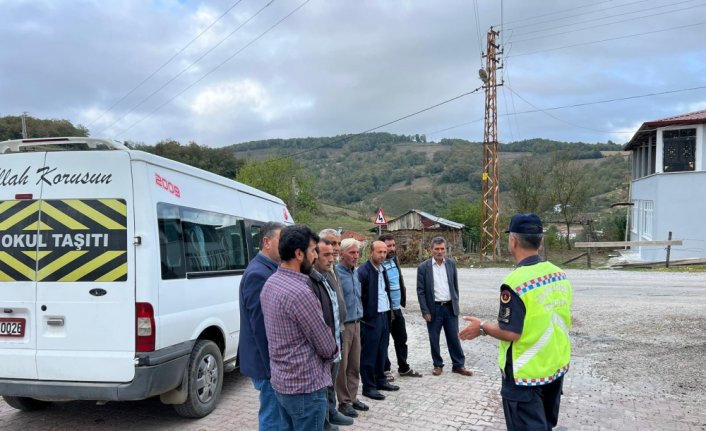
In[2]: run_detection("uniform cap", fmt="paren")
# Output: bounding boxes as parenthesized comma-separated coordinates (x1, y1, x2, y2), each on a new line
(506, 213, 543, 234)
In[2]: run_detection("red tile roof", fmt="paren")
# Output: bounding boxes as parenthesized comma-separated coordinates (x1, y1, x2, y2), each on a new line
(624, 109, 706, 150)
(644, 109, 706, 127)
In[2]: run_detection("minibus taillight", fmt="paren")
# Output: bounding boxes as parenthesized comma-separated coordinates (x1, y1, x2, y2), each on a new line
(15, 194, 33, 200)
(136, 302, 155, 352)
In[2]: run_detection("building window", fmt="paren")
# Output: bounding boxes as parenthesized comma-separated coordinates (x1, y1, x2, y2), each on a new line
(631, 201, 639, 235)
(663, 128, 696, 172)
(157, 203, 247, 279)
(641, 200, 653, 240)
(630, 131, 656, 180)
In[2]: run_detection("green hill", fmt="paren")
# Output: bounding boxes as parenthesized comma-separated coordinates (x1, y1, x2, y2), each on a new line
(227, 134, 629, 220)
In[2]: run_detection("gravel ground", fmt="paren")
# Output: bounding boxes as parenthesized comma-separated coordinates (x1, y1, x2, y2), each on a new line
(439, 267, 706, 404)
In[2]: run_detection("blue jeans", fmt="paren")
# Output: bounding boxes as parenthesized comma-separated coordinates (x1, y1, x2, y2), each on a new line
(275, 387, 328, 431)
(251, 378, 282, 431)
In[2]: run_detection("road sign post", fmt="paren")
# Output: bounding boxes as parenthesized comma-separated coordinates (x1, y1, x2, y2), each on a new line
(374, 208, 387, 236)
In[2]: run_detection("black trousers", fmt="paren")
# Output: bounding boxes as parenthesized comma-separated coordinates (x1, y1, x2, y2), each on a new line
(360, 312, 390, 392)
(384, 309, 410, 373)
(426, 302, 465, 369)
(502, 376, 563, 431)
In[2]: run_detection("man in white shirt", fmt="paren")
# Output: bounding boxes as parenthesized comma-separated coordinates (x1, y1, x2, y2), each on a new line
(416, 237, 473, 377)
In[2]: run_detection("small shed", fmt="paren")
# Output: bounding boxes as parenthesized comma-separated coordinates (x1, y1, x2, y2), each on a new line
(377, 209, 465, 264)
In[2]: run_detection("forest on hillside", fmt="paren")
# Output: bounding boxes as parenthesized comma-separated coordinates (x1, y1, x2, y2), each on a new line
(0, 115, 88, 140)
(229, 133, 628, 216)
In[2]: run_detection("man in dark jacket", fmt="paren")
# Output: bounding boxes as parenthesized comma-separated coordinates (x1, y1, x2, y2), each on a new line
(358, 240, 399, 401)
(417, 236, 473, 377)
(310, 239, 354, 430)
(379, 234, 422, 379)
(238, 222, 284, 430)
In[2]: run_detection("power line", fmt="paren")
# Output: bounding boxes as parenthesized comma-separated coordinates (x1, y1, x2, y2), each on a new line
(506, 85, 706, 115)
(87, 0, 246, 127)
(507, 19, 706, 58)
(98, 0, 277, 136)
(500, 42, 521, 141)
(426, 118, 483, 137)
(113, 0, 310, 138)
(271, 86, 484, 163)
(426, 85, 706, 136)
(505, 85, 633, 134)
(512, 1, 705, 43)
(505, 0, 650, 32)
(472, 0, 483, 62)
(498, 0, 616, 26)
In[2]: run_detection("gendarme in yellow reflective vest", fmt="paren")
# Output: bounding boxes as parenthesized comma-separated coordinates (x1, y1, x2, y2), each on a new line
(498, 261, 572, 386)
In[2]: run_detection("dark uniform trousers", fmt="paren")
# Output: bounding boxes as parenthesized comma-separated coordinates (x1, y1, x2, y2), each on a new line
(501, 375, 563, 431)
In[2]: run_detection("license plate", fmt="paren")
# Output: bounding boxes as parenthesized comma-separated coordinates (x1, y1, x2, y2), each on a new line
(0, 318, 25, 337)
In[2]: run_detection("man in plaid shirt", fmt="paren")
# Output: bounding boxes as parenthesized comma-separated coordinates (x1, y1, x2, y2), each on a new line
(261, 224, 339, 431)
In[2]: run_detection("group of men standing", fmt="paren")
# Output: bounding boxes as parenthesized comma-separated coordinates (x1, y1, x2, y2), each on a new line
(237, 224, 471, 430)
(238, 213, 572, 431)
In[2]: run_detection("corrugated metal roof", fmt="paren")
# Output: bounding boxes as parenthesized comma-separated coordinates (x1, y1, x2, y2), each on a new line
(385, 209, 465, 229)
(624, 109, 706, 150)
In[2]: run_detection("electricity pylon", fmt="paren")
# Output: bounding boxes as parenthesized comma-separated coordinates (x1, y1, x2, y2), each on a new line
(479, 27, 502, 262)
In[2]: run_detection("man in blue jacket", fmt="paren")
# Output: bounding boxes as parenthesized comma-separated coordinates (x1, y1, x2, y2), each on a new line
(238, 222, 284, 430)
(358, 240, 399, 400)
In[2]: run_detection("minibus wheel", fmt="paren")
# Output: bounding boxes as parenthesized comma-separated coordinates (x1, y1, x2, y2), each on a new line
(173, 339, 223, 418)
(3, 396, 50, 411)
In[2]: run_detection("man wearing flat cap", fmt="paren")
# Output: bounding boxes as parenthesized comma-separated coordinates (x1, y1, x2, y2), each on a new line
(459, 213, 573, 431)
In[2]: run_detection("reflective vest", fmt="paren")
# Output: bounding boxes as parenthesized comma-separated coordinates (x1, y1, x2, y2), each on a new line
(498, 261, 572, 386)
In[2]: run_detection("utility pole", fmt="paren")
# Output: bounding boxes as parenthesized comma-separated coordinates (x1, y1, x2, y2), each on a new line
(479, 27, 502, 262)
(21, 112, 29, 139)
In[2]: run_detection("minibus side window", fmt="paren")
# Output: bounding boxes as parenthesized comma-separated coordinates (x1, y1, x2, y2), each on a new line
(157, 204, 186, 279)
(250, 225, 263, 256)
(158, 203, 248, 278)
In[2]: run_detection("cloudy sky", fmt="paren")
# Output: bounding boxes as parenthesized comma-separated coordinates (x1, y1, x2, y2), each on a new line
(2, 0, 705, 148)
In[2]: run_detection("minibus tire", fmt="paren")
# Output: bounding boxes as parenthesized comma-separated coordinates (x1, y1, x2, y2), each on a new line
(3, 396, 50, 411)
(173, 340, 223, 418)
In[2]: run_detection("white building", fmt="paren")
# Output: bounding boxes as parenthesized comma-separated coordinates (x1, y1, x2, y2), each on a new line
(624, 109, 706, 262)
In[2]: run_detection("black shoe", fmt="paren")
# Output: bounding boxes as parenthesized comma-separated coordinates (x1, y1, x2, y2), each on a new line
(362, 389, 386, 400)
(352, 400, 369, 411)
(338, 403, 358, 418)
(399, 368, 423, 377)
(377, 382, 400, 391)
(330, 411, 354, 426)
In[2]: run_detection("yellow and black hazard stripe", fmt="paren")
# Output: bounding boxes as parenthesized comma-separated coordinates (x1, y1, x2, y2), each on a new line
(0, 200, 40, 282)
(0, 199, 128, 282)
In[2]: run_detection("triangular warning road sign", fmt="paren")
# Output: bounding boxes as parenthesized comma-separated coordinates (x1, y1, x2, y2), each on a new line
(374, 208, 387, 225)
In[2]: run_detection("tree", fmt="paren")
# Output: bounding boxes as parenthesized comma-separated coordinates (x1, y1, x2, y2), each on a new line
(236, 157, 318, 223)
(598, 213, 627, 242)
(507, 156, 548, 213)
(548, 154, 590, 249)
(441, 199, 482, 250)
(0, 115, 88, 141)
(135, 140, 244, 180)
